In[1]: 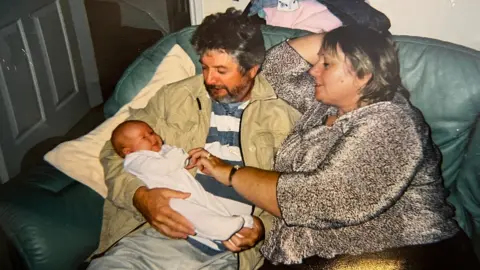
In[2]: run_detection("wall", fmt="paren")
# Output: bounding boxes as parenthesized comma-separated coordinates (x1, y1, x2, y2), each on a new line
(362, 0, 479, 51)
(192, 0, 480, 51)
(189, 0, 250, 25)
(203, 0, 250, 16)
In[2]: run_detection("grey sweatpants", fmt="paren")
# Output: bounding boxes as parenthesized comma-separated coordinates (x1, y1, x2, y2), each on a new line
(88, 227, 238, 270)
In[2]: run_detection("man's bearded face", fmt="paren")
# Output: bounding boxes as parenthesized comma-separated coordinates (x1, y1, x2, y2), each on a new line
(200, 50, 257, 103)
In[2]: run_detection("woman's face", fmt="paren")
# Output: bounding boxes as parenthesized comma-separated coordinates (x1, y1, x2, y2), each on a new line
(309, 44, 367, 110)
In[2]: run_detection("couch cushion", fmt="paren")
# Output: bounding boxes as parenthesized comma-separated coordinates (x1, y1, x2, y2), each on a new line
(394, 36, 480, 240)
(44, 45, 195, 197)
(0, 162, 104, 270)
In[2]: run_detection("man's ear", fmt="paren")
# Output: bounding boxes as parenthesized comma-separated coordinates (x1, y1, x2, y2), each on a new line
(247, 65, 260, 78)
(122, 147, 133, 156)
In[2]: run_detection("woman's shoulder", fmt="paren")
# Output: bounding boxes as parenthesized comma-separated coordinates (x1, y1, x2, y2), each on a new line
(348, 95, 421, 132)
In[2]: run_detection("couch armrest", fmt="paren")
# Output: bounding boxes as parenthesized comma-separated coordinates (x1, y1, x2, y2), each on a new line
(0, 162, 104, 270)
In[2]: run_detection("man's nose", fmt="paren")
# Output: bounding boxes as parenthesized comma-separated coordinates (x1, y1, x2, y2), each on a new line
(204, 71, 217, 85)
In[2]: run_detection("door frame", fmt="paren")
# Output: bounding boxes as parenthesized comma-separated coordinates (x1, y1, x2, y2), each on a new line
(188, 0, 204, 25)
(69, 0, 102, 107)
(0, 147, 7, 183)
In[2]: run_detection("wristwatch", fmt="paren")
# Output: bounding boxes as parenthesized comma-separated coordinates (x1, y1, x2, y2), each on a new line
(228, 165, 241, 186)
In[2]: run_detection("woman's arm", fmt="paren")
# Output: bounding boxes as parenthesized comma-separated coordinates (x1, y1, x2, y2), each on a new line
(187, 148, 282, 217)
(230, 167, 281, 217)
(261, 33, 325, 114)
(287, 33, 324, 65)
(189, 106, 425, 230)
(101, 84, 195, 238)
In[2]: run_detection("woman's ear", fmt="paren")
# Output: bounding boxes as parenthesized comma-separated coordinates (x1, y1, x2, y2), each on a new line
(356, 72, 372, 88)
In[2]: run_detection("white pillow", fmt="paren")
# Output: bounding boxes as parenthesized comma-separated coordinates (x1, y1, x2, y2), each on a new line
(44, 45, 196, 198)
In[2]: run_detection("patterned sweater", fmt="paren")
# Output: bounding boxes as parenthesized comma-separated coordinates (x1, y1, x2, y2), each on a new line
(259, 42, 459, 264)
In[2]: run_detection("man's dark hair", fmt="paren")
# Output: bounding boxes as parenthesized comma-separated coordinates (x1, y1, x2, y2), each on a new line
(191, 8, 265, 73)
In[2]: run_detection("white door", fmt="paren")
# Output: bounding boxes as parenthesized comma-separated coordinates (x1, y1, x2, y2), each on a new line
(0, 0, 102, 183)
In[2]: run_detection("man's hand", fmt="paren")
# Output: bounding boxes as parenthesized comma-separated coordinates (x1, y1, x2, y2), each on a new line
(133, 186, 195, 239)
(222, 216, 265, 252)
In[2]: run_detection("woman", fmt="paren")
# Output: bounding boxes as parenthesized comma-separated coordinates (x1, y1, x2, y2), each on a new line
(187, 25, 478, 268)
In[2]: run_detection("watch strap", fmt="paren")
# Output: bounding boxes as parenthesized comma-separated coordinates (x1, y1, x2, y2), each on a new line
(228, 165, 241, 186)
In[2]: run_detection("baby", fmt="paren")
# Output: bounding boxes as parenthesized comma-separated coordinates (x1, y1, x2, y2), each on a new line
(110, 120, 253, 248)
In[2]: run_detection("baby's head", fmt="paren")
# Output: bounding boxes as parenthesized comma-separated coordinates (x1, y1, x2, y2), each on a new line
(111, 120, 163, 158)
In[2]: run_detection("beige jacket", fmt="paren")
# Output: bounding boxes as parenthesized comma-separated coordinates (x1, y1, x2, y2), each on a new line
(96, 75, 300, 269)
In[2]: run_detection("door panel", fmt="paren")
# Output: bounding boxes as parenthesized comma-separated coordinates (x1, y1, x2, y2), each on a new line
(34, 2, 79, 108)
(0, 0, 101, 182)
(0, 20, 46, 141)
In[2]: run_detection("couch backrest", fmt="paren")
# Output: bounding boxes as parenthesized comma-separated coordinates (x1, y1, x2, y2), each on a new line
(104, 26, 480, 241)
(394, 36, 480, 240)
(395, 36, 480, 188)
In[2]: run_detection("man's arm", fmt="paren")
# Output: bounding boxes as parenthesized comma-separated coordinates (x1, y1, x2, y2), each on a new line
(100, 85, 167, 214)
(100, 141, 146, 219)
(100, 85, 195, 237)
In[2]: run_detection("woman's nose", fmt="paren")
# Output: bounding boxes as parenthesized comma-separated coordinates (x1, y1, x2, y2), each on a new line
(309, 64, 322, 78)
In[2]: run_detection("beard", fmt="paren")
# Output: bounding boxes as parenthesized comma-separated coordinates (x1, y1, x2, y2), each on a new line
(205, 76, 254, 104)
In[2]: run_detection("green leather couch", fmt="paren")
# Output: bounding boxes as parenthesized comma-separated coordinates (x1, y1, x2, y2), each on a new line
(0, 25, 479, 269)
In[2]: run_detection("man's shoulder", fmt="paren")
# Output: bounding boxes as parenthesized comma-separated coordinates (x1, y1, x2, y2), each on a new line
(171, 74, 203, 85)
(163, 74, 204, 95)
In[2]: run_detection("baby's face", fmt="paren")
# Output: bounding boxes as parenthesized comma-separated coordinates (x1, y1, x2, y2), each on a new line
(124, 122, 163, 153)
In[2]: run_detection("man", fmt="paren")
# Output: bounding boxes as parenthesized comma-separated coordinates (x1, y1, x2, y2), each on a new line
(89, 8, 300, 270)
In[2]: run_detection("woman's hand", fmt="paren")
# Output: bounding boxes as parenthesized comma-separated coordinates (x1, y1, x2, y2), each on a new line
(186, 148, 232, 186)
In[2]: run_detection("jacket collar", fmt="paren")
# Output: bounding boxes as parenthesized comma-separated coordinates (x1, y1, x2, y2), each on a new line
(250, 74, 277, 102)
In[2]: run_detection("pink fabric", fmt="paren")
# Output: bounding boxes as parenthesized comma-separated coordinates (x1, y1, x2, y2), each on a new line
(263, 0, 342, 33)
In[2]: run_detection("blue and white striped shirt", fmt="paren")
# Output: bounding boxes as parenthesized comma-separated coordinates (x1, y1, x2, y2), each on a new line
(188, 100, 253, 253)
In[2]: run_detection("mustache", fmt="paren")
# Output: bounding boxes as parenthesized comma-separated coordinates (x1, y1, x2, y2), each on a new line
(205, 84, 227, 91)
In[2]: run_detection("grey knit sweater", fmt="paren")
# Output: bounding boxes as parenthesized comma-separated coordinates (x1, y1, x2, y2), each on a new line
(259, 42, 459, 264)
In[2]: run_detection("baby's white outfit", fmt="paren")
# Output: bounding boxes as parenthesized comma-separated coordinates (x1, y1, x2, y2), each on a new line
(123, 145, 253, 247)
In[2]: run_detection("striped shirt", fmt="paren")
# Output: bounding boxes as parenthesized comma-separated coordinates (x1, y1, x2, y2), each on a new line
(188, 99, 253, 253)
